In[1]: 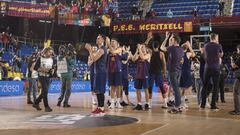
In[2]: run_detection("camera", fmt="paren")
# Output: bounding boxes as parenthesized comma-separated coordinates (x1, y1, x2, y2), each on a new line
(232, 51, 240, 69)
(59, 45, 66, 56)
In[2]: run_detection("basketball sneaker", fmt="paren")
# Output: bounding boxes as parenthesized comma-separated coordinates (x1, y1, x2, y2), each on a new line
(133, 104, 143, 110)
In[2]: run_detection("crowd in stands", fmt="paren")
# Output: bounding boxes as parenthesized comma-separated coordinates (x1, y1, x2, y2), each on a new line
(2, 0, 233, 24)
(127, 0, 227, 20)
(47, 0, 120, 22)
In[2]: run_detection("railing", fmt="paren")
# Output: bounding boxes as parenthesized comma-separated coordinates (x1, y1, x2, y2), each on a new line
(12, 35, 72, 48)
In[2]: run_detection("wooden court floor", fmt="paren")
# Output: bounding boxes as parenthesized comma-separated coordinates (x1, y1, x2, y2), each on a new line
(0, 92, 239, 135)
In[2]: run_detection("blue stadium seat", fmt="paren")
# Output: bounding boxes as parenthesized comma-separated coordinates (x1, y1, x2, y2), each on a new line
(233, 0, 240, 16)
(147, 0, 218, 18)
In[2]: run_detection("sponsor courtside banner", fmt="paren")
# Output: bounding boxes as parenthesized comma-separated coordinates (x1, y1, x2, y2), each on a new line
(0, 81, 24, 96)
(0, 80, 159, 96)
(48, 80, 159, 93)
(7, 2, 54, 18)
(110, 19, 193, 34)
(49, 80, 92, 93)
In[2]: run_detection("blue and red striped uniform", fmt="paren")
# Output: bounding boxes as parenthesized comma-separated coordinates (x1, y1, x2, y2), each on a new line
(108, 53, 122, 86)
(134, 58, 149, 89)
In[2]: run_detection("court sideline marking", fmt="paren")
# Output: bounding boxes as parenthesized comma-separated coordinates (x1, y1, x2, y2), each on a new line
(140, 123, 169, 135)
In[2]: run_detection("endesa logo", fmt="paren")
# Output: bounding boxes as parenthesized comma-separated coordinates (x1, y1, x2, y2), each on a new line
(0, 81, 24, 96)
(48, 81, 92, 93)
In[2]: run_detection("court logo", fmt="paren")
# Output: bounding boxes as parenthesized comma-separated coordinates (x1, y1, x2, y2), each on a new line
(30, 114, 86, 124)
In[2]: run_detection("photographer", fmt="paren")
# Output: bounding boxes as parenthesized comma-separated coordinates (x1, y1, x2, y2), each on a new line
(57, 44, 76, 108)
(12, 55, 21, 72)
(217, 58, 229, 103)
(0, 58, 8, 80)
(27, 52, 39, 104)
(229, 45, 240, 115)
(32, 47, 55, 112)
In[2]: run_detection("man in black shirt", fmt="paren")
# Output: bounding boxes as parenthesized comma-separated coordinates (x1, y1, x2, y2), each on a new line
(229, 45, 240, 115)
(200, 33, 223, 111)
(149, 41, 167, 108)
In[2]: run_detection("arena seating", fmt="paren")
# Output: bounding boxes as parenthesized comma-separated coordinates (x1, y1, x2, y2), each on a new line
(117, 0, 140, 19)
(19, 44, 35, 57)
(76, 60, 89, 80)
(233, 0, 240, 16)
(12, 0, 32, 2)
(117, 0, 219, 19)
(151, 0, 219, 18)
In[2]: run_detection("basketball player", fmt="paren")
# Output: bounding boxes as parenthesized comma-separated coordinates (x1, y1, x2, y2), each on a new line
(132, 44, 151, 110)
(108, 38, 124, 109)
(87, 45, 98, 105)
(148, 41, 167, 109)
(86, 34, 108, 116)
(180, 41, 195, 109)
(120, 45, 134, 106)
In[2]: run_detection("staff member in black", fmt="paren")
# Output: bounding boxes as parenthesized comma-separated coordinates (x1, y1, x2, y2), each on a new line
(32, 47, 55, 112)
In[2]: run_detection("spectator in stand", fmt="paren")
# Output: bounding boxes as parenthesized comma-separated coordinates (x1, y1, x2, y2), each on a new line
(0, 33, 2, 47)
(92, 1, 98, 14)
(131, 4, 139, 20)
(24, 31, 28, 38)
(146, 9, 156, 19)
(103, 2, 109, 15)
(57, 2, 65, 11)
(1, 32, 10, 51)
(97, 3, 104, 16)
(71, 2, 79, 14)
(12, 55, 22, 73)
(192, 6, 199, 18)
(0, 58, 8, 80)
(109, 0, 118, 14)
(88, 1, 96, 20)
(108, 0, 118, 21)
(167, 9, 173, 18)
(102, 0, 108, 10)
(218, 0, 225, 16)
(0, 48, 4, 57)
(150, 9, 156, 18)
(83, 0, 91, 17)
(0, 58, 7, 80)
(12, 38, 21, 56)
